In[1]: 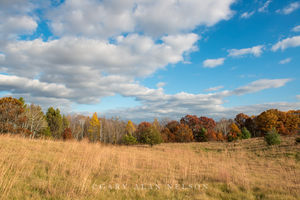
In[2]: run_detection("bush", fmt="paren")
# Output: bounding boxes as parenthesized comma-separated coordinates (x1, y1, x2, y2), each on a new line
(296, 137, 300, 144)
(122, 134, 137, 145)
(241, 127, 251, 139)
(264, 128, 281, 145)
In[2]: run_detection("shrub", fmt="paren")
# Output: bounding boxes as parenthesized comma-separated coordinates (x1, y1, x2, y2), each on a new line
(241, 127, 251, 139)
(227, 132, 237, 142)
(122, 134, 137, 145)
(264, 128, 281, 145)
(296, 137, 300, 144)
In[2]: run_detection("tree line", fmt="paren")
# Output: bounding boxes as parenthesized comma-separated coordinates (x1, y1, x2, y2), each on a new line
(0, 97, 299, 146)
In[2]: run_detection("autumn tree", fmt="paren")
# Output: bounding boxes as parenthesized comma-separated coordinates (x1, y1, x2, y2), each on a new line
(161, 121, 179, 142)
(152, 118, 162, 132)
(161, 127, 175, 142)
(62, 128, 73, 140)
(199, 116, 216, 141)
(180, 115, 202, 141)
(284, 112, 300, 135)
(88, 112, 101, 142)
(23, 104, 48, 138)
(0, 97, 26, 134)
(174, 124, 194, 142)
(122, 120, 137, 145)
(227, 123, 241, 142)
(125, 120, 135, 135)
(235, 113, 249, 129)
(255, 109, 279, 135)
(136, 122, 152, 142)
(46, 107, 63, 139)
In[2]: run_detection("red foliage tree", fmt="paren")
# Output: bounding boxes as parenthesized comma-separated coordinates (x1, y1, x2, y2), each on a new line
(63, 128, 73, 140)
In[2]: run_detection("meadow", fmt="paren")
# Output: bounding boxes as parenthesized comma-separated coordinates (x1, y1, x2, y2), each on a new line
(0, 135, 299, 200)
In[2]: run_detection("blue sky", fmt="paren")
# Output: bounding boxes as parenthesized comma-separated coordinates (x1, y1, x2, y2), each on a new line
(0, 0, 300, 121)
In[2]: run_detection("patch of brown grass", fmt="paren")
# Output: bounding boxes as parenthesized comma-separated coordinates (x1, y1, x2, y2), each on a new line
(0, 134, 299, 199)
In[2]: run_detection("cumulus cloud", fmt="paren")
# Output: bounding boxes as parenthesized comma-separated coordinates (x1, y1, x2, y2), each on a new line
(279, 58, 292, 64)
(228, 45, 264, 57)
(240, 11, 255, 19)
(272, 36, 300, 51)
(292, 25, 300, 32)
(0, 0, 39, 45)
(205, 86, 224, 92)
(277, 2, 300, 15)
(1, 33, 199, 78)
(103, 79, 294, 121)
(47, 0, 236, 38)
(203, 58, 225, 68)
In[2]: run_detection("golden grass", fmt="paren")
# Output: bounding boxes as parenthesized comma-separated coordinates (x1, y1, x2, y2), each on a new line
(0, 135, 299, 200)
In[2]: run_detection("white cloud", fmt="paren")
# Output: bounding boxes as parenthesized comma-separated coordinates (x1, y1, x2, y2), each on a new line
(156, 82, 166, 88)
(272, 36, 300, 51)
(47, 0, 236, 38)
(240, 11, 255, 19)
(292, 25, 300, 32)
(0, 74, 73, 99)
(102, 79, 293, 121)
(231, 79, 291, 95)
(1, 33, 199, 78)
(205, 86, 224, 92)
(279, 58, 292, 64)
(203, 58, 225, 68)
(297, 95, 300, 100)
(258, 0, 272, 12)
(228, 45, 264, 57)
(277, 2, 300, 15)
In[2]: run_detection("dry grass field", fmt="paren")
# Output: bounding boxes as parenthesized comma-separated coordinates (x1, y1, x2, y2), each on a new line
(0, 135, 299, 200)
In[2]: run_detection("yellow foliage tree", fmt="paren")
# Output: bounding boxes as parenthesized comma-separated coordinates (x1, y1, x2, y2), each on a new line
(125, 120, 135, 135)
(88, 113, 100, 142)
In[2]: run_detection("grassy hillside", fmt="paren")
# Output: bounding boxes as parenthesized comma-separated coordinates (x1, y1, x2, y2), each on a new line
(0, 135, 299, 200)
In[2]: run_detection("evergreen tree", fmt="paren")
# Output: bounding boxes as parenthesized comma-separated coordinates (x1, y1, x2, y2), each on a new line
(46, 107, 63, 139)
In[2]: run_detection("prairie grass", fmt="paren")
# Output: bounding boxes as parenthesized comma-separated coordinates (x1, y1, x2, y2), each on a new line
(0, 135, 299, 199)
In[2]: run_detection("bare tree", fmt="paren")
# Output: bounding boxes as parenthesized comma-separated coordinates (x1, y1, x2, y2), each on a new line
(24, 104, 48, 138)
(215, 118, 233, 136)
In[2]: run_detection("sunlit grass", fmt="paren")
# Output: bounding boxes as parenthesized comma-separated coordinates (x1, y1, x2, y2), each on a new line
(0, 135, 299, 199)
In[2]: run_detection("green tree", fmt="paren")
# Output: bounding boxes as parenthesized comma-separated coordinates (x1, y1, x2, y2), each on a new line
(46, 107, 63, 139)
(138, 126, 162, 147)
(122, 134, 137, 145)
(62, 115, 70, 131)
(198, 128, 208, 142)
(241, 127, 251, 139)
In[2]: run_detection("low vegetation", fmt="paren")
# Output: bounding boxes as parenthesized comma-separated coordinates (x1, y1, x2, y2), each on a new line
(0, 135, 299, 199)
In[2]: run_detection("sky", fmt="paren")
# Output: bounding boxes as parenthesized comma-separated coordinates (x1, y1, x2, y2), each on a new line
(0, 0, 300, 122)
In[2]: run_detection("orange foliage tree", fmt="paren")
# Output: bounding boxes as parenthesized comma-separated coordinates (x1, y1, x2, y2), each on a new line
(0, 97, 26, 134)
